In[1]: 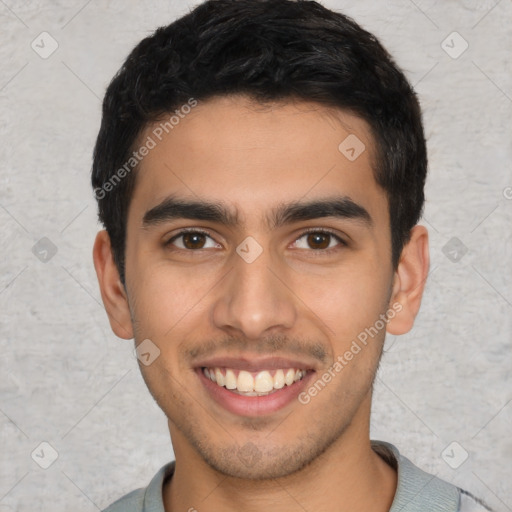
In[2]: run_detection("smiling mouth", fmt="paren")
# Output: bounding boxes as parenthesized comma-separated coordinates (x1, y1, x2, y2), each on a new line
(202, 367, 308, 396)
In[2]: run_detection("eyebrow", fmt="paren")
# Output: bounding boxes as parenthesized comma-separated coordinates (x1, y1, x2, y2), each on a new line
(142, 194, 373, 230)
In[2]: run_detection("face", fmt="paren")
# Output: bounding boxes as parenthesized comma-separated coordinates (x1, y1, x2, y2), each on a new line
(107, 95, 405, 479)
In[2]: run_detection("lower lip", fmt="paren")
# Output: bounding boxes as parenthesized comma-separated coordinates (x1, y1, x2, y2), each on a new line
(197, 368, 315, 417)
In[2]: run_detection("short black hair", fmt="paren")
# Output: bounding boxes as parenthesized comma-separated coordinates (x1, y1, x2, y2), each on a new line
(92, 0, 427, 284)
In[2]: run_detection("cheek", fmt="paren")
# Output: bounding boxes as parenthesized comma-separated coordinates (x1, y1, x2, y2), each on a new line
(128, 259, 220, 339)
(292, 259, 390, 345)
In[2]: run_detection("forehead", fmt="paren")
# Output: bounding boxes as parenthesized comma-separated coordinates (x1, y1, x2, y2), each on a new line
(128, 95, 388, 228)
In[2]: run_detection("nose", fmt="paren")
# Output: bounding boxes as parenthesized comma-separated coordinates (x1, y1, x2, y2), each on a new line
(211, 246, 297, 340)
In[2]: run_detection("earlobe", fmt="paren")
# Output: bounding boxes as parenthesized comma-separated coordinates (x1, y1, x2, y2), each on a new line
(92, 230, 134, 340)
(386, 225, 430, 336)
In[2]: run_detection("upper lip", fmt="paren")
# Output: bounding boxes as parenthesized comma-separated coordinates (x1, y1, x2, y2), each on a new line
(194, 355, 318, 372)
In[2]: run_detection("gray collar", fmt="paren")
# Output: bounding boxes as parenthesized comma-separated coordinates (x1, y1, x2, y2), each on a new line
(372, 441, 460, 512)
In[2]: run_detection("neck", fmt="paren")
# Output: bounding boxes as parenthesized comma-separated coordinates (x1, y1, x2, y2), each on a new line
(163, 395, 397, 512)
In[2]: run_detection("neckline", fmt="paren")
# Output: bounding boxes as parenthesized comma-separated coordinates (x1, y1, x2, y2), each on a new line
(147, 440, 459, 512)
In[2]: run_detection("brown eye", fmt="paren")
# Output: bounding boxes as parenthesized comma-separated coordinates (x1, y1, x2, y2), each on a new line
(182, 232, 207, 249)
(293, 230, 345, 251)
(306, 232, 331, 250)
(167, 230, 219, 250)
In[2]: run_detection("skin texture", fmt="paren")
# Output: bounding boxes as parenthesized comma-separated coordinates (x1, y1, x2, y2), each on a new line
(93, 95, 429, 512)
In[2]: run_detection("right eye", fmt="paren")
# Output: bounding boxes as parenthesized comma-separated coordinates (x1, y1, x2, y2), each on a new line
(165, 229, 221, 251)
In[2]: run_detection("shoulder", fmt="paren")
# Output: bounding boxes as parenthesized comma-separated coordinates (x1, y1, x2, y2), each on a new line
(371, 440, 494, 512)
(101, 461, 175, 512)
(102, 488, 145, 512)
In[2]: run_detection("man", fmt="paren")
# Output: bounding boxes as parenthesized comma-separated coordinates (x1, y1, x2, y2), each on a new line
(91, 0, 492, 510)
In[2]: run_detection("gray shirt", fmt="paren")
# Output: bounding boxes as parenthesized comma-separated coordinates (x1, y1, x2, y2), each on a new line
(103, 440, 492, 512)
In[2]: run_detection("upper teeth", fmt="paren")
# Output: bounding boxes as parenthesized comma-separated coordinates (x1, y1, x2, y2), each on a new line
(203, 368, 306, 395)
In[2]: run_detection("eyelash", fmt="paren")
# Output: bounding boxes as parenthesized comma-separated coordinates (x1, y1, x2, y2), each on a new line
(165, 227, 347, 254)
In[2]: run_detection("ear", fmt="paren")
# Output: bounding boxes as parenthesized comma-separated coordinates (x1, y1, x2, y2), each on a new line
(92, 230, 133, 340)
(386, 225, 429, 335)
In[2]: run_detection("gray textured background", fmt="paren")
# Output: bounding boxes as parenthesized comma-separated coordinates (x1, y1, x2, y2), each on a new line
(1, 0, 511, 510)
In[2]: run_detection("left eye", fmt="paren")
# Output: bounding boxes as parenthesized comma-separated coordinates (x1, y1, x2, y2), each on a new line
(292, 231, 345, 251)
